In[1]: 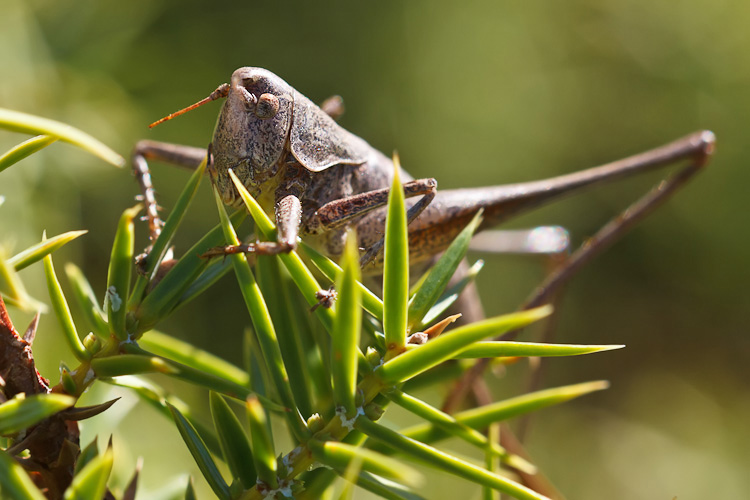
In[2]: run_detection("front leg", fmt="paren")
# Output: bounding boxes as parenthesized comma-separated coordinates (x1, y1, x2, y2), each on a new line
(132, 141, 207, 240)
(202, 193, 302, 258)
(131, 140, 208, 269)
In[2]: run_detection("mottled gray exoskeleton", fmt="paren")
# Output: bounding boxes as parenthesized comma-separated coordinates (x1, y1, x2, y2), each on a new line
(133, 67, 715, 280)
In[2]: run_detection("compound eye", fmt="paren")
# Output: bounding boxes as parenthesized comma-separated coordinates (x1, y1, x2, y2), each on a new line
(254, 93, 280, 119)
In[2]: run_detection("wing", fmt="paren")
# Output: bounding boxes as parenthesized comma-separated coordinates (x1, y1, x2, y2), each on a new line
(289, 91, 372, 172)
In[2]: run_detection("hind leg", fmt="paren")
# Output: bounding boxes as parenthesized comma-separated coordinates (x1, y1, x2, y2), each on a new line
(361, 131, 714, 277)
(440, 133, 714, 413)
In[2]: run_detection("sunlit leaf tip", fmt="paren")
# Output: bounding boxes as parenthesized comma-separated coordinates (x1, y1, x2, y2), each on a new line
(107, 205, 140, 341)
(407, 210, 483, 330)
(9, 230, 88, 272)
(331, 229, 362, 415)
(0, 135, 58, 173)
(43, 248, 89, 361)
(63, 447, 114, 500)
(383, 152, 408, 351)
(0, 108, 125, 167)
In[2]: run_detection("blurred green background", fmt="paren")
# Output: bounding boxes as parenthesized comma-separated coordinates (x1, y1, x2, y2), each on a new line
(1, 0, 748, 498)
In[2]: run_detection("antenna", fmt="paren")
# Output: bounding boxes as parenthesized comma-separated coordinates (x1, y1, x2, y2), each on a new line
(149, 83, 230, 128)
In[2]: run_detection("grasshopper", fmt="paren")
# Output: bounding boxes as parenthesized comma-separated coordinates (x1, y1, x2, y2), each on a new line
(133, 67, 714, 299)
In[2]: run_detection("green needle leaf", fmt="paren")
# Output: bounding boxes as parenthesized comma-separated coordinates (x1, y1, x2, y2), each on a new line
(210, 392, 256, 489)
(353, 471, 427, 500)
(0, 249, 41, 313)
(168, 403, 231, 500)
(227, 170, 340, 337)
(227, 170, 370, 377)
(147, 157, 206, 279)
(385, 390, 535, 474)
(0, 135, 57, 173)
(74, 438, 100, 476)
(0, 450, 47, 500)
(64, 263, 109, 339)
(454, 341, 625, 359)
(309, 439, 422, 489)
(214, 188, 308, 440)
(173, 256, 234, 311)
(377, 306, 553, 384)
(255, 255, 315, 418)
(90, 354, 177, 377)
(484, 423, 501, 500)
(383, 154, 408, 351)
(407, 211, 482, 331)
(102, 376, 223, 458)
(106, 205, 140, 340)
(356, 417, 549, 500)
(44, 247, 89, 361)
(0, 394, 75, 435)
(8, 230, 87, 272)
(115, 345, 285, 411)
(0, 108, 125, 167)
(139, 330, 250, 388)
(61, 367, 78, 395)
(134, 209, 246, 333)
(419, 259, 484, 329)
(227, 170, 276, 237)
(246, 395, 278, 489)
(300, 240, 384, 321)
(63, 448, 113, 500)
(331, 230, 362, 415)
(185, 477, 197, 500)
(400, 381, 611, 445)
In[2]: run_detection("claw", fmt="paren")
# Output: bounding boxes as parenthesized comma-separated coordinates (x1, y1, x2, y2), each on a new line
(200, 244, 247, 259)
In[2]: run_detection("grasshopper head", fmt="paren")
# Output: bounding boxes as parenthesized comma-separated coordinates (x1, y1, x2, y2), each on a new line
(210, 67, 295, 205)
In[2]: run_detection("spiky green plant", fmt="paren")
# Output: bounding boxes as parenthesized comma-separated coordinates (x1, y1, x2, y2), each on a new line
(0, 110, 623, 499)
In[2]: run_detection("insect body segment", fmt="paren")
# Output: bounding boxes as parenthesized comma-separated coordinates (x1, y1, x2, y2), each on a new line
(133, 67, 714, 281)
(203, 67, 435, 267)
